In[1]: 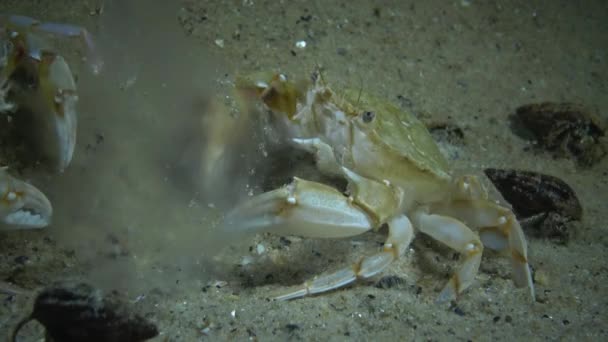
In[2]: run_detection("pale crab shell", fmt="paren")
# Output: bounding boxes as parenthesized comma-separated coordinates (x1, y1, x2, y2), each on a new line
(303, 85, 453, 210)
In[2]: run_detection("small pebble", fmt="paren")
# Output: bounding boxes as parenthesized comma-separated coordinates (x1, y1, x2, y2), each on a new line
(14, 255, 29, 265)
(212, 280, 227, 288)
(256, 244, 265, 255)
(452, 306, 466, 316)
(534, 269, 550, 286)
(285, 323, 300, 332)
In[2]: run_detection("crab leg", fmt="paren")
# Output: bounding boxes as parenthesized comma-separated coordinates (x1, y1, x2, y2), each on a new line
(274, 215, 414, 300)
(224, 177, 414, 299)
(429, 200, 536, 301)
(412, 210, 484, 302)
(2, 14, 103, 74)
(0, 167, 52, 229)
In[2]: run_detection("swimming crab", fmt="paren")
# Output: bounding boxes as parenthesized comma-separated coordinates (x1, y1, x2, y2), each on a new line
(220, 70, 536, 302)
(0, 14, 101, 229)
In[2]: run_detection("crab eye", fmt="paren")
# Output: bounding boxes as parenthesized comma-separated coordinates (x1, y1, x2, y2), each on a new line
(362, 111, 375, 123)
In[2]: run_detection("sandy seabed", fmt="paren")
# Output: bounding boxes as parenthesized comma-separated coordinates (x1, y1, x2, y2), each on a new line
(1, 1, 607, 341)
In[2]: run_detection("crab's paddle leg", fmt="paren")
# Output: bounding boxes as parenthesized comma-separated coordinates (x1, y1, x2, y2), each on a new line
(412, 210, 484, 302)
(0, 168, 52, 229)
(429, 200, 536, 301)
(36, 22, 103, 75)
(3, 14, 104, 74)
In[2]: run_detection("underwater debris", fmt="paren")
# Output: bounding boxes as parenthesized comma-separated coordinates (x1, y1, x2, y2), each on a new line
(374, 275, 407, 289)
(11, 281, 158, 342)
(484, 168, 582, 244)
(512, 102, 607, 166)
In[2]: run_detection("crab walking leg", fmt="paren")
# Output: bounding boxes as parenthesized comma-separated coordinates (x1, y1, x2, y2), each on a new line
(35, 22, 103, 75)
(430, 200, 536, 301)
(498, 214, 535, 300)
(412, 211, 483, 302)
(0, 168, 52, 229)
(274, 215, 414, 300)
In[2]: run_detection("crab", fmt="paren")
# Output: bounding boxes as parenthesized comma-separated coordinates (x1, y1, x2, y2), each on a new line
(217, 70, 536, 302)
(0, 14, 102, 229)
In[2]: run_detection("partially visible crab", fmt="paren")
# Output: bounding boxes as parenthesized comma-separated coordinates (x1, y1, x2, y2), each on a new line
(217, 70, 535, 302)
(0, 166, 51, 228)
(0, 14, 102, 229)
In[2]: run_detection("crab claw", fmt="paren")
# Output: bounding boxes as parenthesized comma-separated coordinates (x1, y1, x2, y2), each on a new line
(40, 53, 78, 171)
(0, 168, 52, 229)
(12, 52, 78, 172)
(235, 72, 309, 118)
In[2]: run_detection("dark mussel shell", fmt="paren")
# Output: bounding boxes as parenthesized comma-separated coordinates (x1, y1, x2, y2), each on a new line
(12, 282, 158, 342)
(484, 168, 582, 243)
(513, 102, 606, 166)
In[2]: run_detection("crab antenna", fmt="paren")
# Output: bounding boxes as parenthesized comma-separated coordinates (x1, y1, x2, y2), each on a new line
(356, 76, 363, 107)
